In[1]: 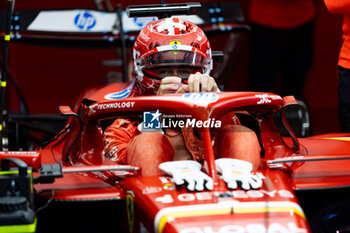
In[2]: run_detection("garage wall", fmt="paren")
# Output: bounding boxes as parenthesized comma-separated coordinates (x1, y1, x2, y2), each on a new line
(1, 0, 345, 134)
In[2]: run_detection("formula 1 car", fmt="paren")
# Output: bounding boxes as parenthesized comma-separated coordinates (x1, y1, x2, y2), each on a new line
(2, 87, 350, 233)
(1, 2, 350, 233)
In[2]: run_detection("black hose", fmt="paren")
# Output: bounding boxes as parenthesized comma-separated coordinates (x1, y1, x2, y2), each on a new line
(0, 0, 14, 150)
(116, 5, 128, 82)
(65, 113, 83, 163)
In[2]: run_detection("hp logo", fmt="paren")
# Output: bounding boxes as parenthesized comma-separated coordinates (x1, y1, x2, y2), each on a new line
(74, 11, 96, 31)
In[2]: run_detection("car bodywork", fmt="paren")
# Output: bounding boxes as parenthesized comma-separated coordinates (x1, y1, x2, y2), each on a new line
(2, 85, 350, 232)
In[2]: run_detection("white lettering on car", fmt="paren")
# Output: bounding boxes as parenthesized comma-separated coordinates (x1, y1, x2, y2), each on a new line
(155, 194, 174, 204)
(178, 193, 196, 202)
(179, 223, 307, 233)
(256, 94, 272, 105)
(0, 151, 37, 155)
(182, 92, 219, 106)
(96, 101, 135, 110)
(255, 94, 282, 105)
(170, 190, 294, 202)
(195, 192, 212, 201)
(142, 187, 163, 195)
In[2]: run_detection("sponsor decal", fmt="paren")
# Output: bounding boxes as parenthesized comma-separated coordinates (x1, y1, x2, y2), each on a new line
(176, 193, 214, 202)
(104, 79, 135, 100)
(97, 101, 135, 110)
(104, 88, 132, 100)
(28, 10, 116, 33)
(0, 151, 37, 155)
(179, 222, 307, 233)
(169, 40, 181, 55)
(215, 190, 294, 199)
(256, 94, 271, 104)
(143, 110, 221, 129)
(88, 103, 98, 114)
(182, 92, 219, 106)
(139, 29, 151, 41)
(255, 94, 282, 105)
(178, 193, 196, 202)
(154, 190, 294, 204)
(74, 11, 96, 31)
(156, 194, 174, 204)
(142, 186, 163, 195)
(169, 40, 181, 45)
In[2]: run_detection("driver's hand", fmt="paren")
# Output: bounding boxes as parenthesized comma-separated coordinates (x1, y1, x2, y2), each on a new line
(177, 72, 218, 93)
(157, 77, 182, 95)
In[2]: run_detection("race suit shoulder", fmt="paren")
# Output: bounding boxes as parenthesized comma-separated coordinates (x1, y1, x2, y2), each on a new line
(103, 119, 140, 163)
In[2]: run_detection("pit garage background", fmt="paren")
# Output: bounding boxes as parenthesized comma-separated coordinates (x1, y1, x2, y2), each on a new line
(0, 0, 343, 137)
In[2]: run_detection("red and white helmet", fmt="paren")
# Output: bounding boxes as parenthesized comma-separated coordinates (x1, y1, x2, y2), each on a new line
(133, 17, 212, 94)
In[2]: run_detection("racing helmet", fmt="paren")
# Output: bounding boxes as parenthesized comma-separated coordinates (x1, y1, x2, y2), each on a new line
(133, 17, 213, 93)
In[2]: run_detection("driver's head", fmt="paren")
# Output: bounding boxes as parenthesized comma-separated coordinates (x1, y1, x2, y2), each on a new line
(133, 18, 212, 94)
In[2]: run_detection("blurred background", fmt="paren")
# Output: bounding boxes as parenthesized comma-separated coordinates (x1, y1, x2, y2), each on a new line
(0, 0, 344, 137)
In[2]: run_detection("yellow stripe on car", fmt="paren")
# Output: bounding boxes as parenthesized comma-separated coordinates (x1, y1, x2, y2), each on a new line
(155, 201, 305, 233)
(323, 137, 350, 141)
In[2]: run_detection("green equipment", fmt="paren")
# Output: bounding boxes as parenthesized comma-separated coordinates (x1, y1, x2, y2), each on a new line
(0, 158, 36, 233)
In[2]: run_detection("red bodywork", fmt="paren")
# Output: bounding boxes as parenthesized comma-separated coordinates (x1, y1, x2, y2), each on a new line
(2, 83, 350, 233)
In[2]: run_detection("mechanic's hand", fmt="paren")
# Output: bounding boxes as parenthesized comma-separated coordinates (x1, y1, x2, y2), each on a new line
(215, 158, 262, 190)
(159, 160, 214, 191)
(177, 72, 218, 93)
(157, 77, 182, 95)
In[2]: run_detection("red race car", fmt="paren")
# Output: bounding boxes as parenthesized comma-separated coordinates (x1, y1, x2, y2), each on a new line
(2, 87, 350, 233)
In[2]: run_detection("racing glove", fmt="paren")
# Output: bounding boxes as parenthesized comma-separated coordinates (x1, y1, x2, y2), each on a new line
(159, 161, 214, 191)
(215, 158, 262, 190)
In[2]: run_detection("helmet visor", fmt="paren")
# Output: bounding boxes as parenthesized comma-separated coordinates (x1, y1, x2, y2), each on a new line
(137, 50, 211, 70)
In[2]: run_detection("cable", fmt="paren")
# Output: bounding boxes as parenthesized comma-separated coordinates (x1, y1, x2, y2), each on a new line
(36, 189, 55, 214)
(65, 114, 83, 163)
(0, 0, 15, 150)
